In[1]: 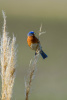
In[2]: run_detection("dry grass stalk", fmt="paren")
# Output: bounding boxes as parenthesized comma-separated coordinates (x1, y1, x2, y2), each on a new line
(1, 11, 16, 100)
(39, 24, 46, 37)
(25, 54, 39, 100)
(25, 24, 46, 100)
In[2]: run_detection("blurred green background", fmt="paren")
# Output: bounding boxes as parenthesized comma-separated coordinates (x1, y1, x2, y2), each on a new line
(0, 0, 67, 100)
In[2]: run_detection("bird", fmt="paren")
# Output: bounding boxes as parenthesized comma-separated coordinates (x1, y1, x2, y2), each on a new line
(27, 31, 48, 59)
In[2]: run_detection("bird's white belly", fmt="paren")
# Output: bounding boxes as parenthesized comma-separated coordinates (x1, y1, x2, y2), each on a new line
(30, 43, 38, 50)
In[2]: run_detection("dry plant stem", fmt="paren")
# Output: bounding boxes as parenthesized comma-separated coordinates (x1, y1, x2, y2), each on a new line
(25, 54, 39, 100)
(1, 11, 16, 100)
(1, 11, 7, 100)
(26, 69, 34, 100)
(25, 24, 45, 100)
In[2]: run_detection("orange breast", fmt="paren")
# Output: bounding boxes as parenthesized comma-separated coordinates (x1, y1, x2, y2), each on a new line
(27, 36, 39, 47)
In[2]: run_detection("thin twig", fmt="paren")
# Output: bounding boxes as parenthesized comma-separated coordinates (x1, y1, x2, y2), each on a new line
(25, 24, 45, 100)
(25, 54, 39, 100)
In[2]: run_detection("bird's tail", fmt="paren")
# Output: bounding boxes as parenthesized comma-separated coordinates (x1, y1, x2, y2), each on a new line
(40, 50, 48, 59)
(35, 49, 48, 59)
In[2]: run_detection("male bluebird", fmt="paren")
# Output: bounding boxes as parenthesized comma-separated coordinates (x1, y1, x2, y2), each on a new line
(27, 31, 48, 59)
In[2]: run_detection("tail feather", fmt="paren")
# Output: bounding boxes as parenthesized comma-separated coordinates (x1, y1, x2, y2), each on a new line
(40, 50, 48, 59)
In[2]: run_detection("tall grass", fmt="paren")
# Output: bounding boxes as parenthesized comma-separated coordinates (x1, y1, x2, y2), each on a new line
(0, 11, 16, 100)
(25, 54, 39, 100)
(0, 11, 45, 100)
(25, 24, 45, 100)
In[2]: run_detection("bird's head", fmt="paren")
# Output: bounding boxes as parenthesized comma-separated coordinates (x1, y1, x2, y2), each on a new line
(27, 31, 35, 36)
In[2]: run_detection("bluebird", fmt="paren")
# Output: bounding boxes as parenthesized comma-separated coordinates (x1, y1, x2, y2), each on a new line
(27, 31, 48, 59)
